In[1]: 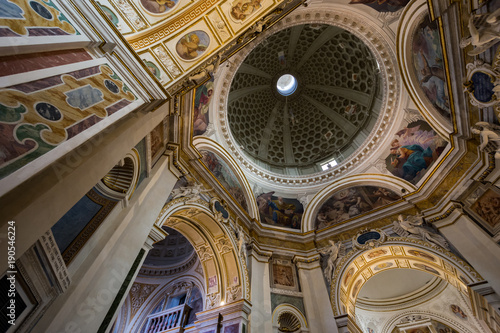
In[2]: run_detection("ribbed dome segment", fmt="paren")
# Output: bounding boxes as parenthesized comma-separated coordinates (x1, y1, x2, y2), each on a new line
(227, 24, 381, 175)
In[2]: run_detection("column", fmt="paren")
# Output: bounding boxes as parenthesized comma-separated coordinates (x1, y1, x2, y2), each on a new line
(249, 247, 273, 333)
(30, 155, 178, 333)
(0, 103, 168, 270)
(293, 255, 338, 333)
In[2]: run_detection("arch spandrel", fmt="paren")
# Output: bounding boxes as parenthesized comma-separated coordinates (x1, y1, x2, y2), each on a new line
(330, 240, 483, 317)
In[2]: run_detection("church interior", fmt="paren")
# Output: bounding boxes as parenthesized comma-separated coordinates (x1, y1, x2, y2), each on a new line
(1, 0, 500, 332)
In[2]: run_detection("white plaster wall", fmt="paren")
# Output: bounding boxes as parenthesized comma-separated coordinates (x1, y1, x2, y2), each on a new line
(439, 214, 500, 297)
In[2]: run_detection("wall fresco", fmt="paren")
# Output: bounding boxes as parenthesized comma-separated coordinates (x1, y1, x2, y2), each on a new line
(411, 14, 450, 118)
(384, 120, 447, 184)
(257, 192, 303, 229)
(193, 78, 214, 136)
(200, 150, 248, 211)
(315, 186, 401, 229)
(175, 30, 210, 61)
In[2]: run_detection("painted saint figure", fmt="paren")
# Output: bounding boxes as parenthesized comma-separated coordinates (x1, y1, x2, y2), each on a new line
(176, 32, 208, 60)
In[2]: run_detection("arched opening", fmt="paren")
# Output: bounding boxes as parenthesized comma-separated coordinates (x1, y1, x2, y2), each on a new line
(113, 197, 250, 333)
(330, 242, 485, 332)
(354, 269, 479, 332)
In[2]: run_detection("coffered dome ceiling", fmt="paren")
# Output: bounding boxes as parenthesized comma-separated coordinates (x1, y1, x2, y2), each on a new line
(227, 23, 382, 175)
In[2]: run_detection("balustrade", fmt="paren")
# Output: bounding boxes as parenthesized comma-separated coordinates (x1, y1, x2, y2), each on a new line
(145, 303, 191, 333)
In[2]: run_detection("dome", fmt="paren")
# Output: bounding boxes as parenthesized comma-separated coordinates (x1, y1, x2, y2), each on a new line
(226, 23, 382, 176)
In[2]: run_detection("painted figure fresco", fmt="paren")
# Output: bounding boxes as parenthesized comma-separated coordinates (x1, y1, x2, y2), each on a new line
(98, 4, 120, 28)
(431, 320, 459, 333)
(230, 0, 263, 21)
(343, 267, 354, 286)
(351, 279, 362, 297)
(140, 0, 178, 14)
(373, 262, 393, 271)
(176, 31, 209, 61)
(385, 120, 447, 184)
(349, 0, 409, 13)
(408, 249, 436, 262)
(367, 249, 387, 259)
(273, 264, 294, 287)
(413, 263, 440, 275)
(450, 304, 467, 319)
(150, 123, 164, 160)
(144, 60, 162, 80)
(471, 188, 500, 228)
(315, 186, 400, 229)
(256, 192, 303, 229)
(193, 78, 214, 136)
(412, 15, 451, 118)
(201, 150, 248, 211)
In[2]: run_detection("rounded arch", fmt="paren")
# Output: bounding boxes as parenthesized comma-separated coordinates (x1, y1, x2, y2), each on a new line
(96, 149, 141, 202)
(154, 197, 250, 309)
(127, 274, 205, 333)
(303, 174, 413, 232)
(384, 310, 478, 333)
(397, 0, 453, 137)
(193, 137, 259, 220)
(272, 304, 309, 332)
(330, 239, 482, 317)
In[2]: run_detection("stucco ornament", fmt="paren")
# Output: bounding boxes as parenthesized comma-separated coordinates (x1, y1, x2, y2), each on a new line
(319, 240, 345, 284)
(460, 8, 500, 56)
(171, 182, 212, 202)
(392, 214, 449, 249)
(471, 122, 500, 159)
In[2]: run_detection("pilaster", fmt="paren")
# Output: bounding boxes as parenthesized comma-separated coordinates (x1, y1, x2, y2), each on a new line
(293, 255, 338, 333)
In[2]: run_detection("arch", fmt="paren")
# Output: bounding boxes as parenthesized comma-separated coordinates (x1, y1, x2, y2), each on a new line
(303, 174, 412, 232)
(397, 0, 453, 137)
(272, 304, 309, 332)
(384, 310, 478, 333)
(127, 274, 205, 333)
(153, 196, 250, 310)
(96, 149, 141, 202)
(194, 137, 259, 220)
(330, 239, 483, 317)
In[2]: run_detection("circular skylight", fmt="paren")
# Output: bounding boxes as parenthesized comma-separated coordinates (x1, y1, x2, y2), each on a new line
(276, 74, 297, 96)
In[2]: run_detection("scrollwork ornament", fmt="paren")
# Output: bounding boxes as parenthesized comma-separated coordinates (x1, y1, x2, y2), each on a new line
(205, 292, 221, 310)
(464, 60, 500, 109)
(351, 229, 387, 250)
(226, 286, 242, 302)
